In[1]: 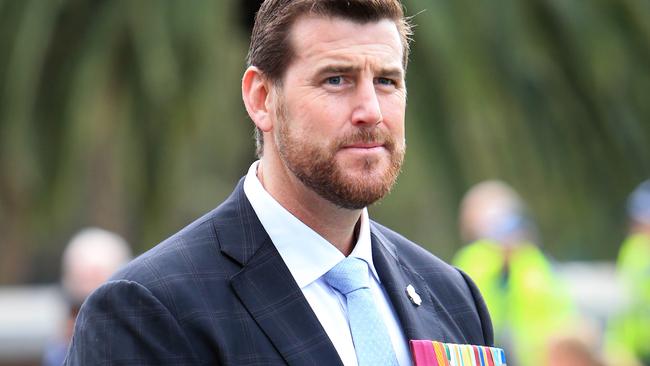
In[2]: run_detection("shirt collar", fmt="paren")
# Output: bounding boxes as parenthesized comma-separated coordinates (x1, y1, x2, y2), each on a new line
(243, 160, 380, 288)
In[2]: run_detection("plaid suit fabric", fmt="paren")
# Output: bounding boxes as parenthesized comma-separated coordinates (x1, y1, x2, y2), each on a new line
(65, 178, 492, 365)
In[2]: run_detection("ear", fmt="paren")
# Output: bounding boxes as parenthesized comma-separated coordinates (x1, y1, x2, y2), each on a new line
(242, 66, 275, 133)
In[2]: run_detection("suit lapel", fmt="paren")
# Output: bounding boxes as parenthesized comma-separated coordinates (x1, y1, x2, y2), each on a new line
(218, 182, 342, 366)
(371, 226, 445, 343)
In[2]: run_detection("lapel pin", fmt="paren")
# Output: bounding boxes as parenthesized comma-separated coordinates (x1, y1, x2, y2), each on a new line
(406, 284, 422, 306)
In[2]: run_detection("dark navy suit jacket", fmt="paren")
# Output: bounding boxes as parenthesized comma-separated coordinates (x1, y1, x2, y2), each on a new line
(65, 179, 493, 365)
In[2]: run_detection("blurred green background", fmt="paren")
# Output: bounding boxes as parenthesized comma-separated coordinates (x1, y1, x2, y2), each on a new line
(0, 0, 649, 285)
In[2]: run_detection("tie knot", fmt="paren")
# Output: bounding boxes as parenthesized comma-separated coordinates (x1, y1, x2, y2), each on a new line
(324, 257, 369, 295)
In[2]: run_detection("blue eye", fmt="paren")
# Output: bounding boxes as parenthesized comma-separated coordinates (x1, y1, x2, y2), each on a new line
(326, 76, 342, 85)
(377, 77, 394, 86)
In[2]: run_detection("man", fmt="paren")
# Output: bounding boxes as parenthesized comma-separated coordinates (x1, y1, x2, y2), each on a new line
(606, 180, 650, 365)
(43, 228, 131, 366)
(65, 1, 493, 365)
(453, 181, 575, 366)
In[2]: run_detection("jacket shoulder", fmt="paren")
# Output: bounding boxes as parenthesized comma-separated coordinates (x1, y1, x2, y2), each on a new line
(112, 180, 251, 286)
(371, 221, 494, 346)
(111, 206, 225, 286)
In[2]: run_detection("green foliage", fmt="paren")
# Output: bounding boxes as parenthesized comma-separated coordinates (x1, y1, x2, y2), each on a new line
(0, 0, 648, 283)
(392, 0, 650, 260)
(0, 0, 253, 282)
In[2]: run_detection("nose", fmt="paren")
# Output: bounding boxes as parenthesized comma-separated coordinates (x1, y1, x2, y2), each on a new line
(350, 79, 382, 126)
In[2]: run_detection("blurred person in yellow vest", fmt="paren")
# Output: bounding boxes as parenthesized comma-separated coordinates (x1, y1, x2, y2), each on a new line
(453, 180, 575, 366)
(42, 227, 131, 366)
(606, 180, 650, 366)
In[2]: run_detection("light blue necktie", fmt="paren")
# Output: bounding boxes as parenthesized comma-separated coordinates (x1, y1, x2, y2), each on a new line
(325, 257, 398, 366)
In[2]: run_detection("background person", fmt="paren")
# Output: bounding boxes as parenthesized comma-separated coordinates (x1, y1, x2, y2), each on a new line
(42, 228, 131, 366)
(453, 180, 575, 366)
(544, 322, 606, 366)
(606, 180, 650, 365)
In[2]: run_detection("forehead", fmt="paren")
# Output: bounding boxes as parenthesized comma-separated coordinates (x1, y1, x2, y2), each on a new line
(286, 15, 404, 72)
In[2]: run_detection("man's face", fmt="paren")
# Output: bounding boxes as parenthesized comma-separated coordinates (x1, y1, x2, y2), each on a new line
(271, 16, 407, 209)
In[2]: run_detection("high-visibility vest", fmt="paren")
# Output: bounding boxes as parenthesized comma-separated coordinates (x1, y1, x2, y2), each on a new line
(606, 233, 650, 364)
(453, 240, 575, 366)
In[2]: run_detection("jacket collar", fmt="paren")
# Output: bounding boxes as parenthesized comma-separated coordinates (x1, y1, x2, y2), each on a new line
(217, 180, 343, 366)
(370, 225, 446, 343)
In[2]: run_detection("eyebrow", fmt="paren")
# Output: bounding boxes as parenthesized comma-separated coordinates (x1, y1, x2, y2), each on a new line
(314, 64, 404, 79)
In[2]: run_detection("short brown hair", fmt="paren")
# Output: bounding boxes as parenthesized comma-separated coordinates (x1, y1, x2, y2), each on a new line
(246, 0, 413, 157)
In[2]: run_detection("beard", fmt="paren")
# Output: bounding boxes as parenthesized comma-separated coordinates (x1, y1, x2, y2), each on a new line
(274, 101, 405, 210)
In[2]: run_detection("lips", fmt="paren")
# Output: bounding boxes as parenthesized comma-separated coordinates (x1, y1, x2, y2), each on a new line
(342, 142, 384, 149)
(336, 129, 395, 152)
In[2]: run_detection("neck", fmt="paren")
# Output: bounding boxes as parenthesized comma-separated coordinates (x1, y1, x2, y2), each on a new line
(257, 158, 362, 256)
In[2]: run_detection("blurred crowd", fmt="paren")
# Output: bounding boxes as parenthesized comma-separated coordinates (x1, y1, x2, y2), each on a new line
(35, 179, 650, 366)
(454, 180, 650, 366)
